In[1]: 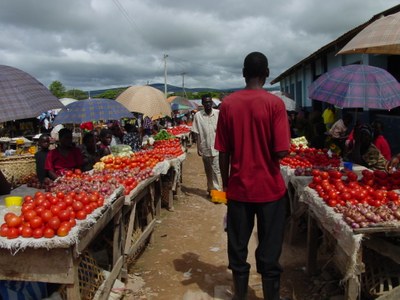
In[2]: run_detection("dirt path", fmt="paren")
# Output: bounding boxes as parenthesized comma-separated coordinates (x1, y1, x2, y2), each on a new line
(124, 147, 343, 300)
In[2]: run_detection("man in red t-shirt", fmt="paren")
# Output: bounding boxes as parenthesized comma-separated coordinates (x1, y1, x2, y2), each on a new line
(215, 52, 290, 300)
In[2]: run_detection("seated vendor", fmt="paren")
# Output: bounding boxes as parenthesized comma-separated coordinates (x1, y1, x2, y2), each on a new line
(348, 124, 387, 170)
(80, 132, 100, 172)
(45, 128, 83, 180)
(98, 128, 113, 158)
(35, 134, 50, 183)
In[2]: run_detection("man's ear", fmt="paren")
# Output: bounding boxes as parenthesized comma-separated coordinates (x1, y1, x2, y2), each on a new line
(266, 67, 270, 78)
(242, 68, 246, 78)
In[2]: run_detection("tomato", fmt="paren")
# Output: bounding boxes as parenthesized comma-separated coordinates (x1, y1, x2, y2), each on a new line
(84, 204, 93, 215)
(56, 192, 65, 200)
(0, 224, 9, 237)
(69, 219, 77, 228)
(40, 210, 53, 222)
(374, 190, 385, 201)
(72, 201, 84, 212)
(43, 227, 55, 238)
(74, 169, 82, 175)
(34, 191, 44, 199)
(7, 227, 19, 239)
(56, 201, 67, 211)
(48, 217, 61, 230)
(23, 195, 33, 203)
(29, 216, 43, 229)
(21, 226, 33, 238)
(32, 227, 44, 239)
(64, 196, 74, 206)
(58, 210, 71, 222)
(51, 206, 62, 216)
(76, 210, 87, 220)
(21, 203, 35, 213)
(6, 214, 22, 228)
(35, 206, 45, 215)
(23, 210, 37, 222)
(57, 225, 70, 237)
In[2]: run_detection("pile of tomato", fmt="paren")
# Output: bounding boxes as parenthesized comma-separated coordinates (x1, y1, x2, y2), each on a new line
(308, 169, 400, 208)
(281, 144, 340, 169)
(1, 191, 104, 239)
(166, 125, 191, 136)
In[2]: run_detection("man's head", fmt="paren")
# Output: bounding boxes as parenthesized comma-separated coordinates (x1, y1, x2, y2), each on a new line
(201, 94, 213, 114)
(242, 52, 269, 80)
(38, 134, 50, 150)
(58, 128, 73, 148)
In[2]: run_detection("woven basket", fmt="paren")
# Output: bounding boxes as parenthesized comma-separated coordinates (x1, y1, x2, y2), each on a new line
(361, 248, 400, 298)
(59, 251, 105, 300)
(0, 155, 36, 187)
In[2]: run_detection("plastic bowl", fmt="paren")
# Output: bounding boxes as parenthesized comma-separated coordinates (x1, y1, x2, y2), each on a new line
(5, 196, 23, 207)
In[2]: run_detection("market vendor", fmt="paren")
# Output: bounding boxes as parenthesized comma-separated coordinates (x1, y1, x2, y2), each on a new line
(35, 133, 51, 183)
(98, 128, 113, 157)
(348, 124, 387, 170)
(45, 128, 83, 180)
(80, 132, 100, 171)
(122, 123, 141, 152)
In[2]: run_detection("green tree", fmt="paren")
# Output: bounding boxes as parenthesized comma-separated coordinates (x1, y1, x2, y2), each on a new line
(65, 89, 88, 100)
(49, 81, 66, 98)
(96, 88, 127, 100)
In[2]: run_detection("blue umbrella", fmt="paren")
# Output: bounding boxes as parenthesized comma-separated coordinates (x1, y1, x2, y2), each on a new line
(53, 98, 133, 125)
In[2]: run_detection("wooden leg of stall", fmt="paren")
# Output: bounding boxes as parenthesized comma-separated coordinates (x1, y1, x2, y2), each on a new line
(66, 257, 81, 300)
(306, 212, 318, 276)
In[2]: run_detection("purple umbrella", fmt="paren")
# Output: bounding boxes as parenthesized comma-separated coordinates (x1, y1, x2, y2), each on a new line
(308, 64, 400, 110)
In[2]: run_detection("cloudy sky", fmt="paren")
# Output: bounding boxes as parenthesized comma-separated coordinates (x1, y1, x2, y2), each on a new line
(0, 0, 398, 92)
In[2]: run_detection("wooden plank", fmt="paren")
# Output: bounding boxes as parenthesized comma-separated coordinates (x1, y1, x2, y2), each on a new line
(306, 212, 318, 275)
(66, 257, 81, 299)
(353, 225, 400, 234)
(345, 276, 360, 300)
(364, 237, 400, 264)
(0, 247, 75, 284)
(155, 179, 162, 217)
(127, 219, 157, 257)
(124, 203, 137, 255)
(77, 195, 125, 254)
(98, 255, 124, 300)
(376, 285, 400, 300)
(113, 210, 122, 266)
(125, 175, 159, 204)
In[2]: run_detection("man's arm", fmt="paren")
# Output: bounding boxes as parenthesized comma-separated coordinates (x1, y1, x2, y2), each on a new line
(219, 151, 230, 191)
(274, 150, 288, 160)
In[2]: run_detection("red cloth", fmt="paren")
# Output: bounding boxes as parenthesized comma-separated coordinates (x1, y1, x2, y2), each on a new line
(80, 122, 94, 131)
(374, 135, 391, 160)
(45, 147, 83, 175)
(215, 89, 290, 203)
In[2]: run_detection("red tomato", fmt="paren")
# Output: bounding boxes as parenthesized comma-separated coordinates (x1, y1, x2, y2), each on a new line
(40, 210, 53, 222)
(23, 195, 33, 203)
(7, 227, 19, 239)
(58, 210, 71, 222)
(57, 225, 70, 237)
(56, 192, 65, 200)
(76, 210, 87, 220)
(29, 216, 43, 229)
(34, 191, 44, 199)
(6, 214, 22, 228)
(72, 201, 84, 212)
(32, 228, 44, 239)
(21, 226, 33, 238)
(47, 217, 61, 230)
(69, 219, 76, 228)
(24, 210, 37, 222)
(0, 224, 9, 237)
(21, 203, 35, 213)
(51, 206, 62, 216)
(43, 227, 55, 238)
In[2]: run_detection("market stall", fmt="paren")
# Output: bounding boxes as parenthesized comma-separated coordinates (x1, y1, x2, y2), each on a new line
(0, 137, 186, 299)
(281, 143, 400, 299)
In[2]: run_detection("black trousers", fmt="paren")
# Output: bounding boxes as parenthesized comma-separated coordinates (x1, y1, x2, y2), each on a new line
(226, 195, 287, 279)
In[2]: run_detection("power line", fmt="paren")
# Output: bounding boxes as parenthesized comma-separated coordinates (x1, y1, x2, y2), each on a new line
(112, 0, 143, 37)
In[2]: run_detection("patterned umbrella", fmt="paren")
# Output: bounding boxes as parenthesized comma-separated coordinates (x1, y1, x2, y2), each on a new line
(116, 85, 171, 118)
(337, 12, 400, 55)
(0, 65, 64, 122)
(308, 64, 400, 110)
(52, 98, 133, 125)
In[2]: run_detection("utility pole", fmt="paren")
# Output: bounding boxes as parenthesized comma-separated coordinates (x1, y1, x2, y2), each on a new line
(164, 54, 168, 98)
(181, 72, 187, 98)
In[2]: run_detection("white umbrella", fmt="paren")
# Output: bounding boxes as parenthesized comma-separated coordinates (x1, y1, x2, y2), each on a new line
(271, 91, 297, 111)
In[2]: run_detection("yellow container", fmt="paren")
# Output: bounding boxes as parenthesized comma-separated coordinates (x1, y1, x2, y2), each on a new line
(211, 190, 227, 204)
(5, 196, 23, 207)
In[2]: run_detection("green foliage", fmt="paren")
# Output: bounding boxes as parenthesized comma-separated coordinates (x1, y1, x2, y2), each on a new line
(64, 89, 88, 100)
(49, 81, 66, 98)
(96, 88, 127, 100)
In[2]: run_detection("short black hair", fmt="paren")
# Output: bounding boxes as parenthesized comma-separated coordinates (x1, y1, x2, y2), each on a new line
(58, 128, 72, 139)
(38, 133, 50, 142)
(243, 52, 269, 78)
(201, 94, 212, 101)
(99, 128, 112, 138)
(82, 132, 94, 145)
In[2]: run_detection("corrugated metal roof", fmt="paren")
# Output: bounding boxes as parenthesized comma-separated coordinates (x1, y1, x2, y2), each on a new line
(270, 4, 400, 85)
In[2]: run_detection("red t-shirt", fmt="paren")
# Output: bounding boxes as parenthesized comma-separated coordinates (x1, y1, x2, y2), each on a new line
(215, 89, 290, 203)
(45, 147, 83, 176)
(374, 135, 391, 161)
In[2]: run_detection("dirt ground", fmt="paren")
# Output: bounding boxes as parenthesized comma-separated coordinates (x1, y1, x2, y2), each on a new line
(124, 147, 345, 300)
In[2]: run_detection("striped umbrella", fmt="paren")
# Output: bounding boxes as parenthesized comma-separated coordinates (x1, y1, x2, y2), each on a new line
(52, 98, 133, 125)
(0, 65, 64, 122)
(308, 64, 400, 110)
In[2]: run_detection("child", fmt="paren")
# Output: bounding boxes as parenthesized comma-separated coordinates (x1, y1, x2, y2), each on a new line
(98, 128, 113, 158)
(35, 134, 50, 184)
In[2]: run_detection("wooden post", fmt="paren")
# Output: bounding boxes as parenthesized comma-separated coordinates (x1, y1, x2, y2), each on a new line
(306, 212, 318, 275)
